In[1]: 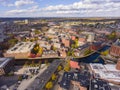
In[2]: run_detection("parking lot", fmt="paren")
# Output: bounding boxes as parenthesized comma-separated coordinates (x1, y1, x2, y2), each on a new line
(0, 64, 47, 90)
(17, 65, 47, 90)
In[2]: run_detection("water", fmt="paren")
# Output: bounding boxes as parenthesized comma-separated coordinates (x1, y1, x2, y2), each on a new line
(74, 45, 110, 64)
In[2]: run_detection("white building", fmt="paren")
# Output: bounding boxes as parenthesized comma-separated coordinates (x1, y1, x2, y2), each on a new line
(82, 32, 95, 42)
(87, 33, 95, 42)
(90, 63, 120, 83)
(4, 42, 35, 59)
(25, 19, 29, 24)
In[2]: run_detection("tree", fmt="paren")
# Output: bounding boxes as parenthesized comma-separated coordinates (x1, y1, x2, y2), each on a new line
(8, 38, 18, 47)
(51, 45, 57, 51)
(64, 65, 70, 72)
(31, 44, 40, 54)
(71, 44, 75, 49)
(57, 65, 62, 71)
(34, 30, 40, 35)
(107, 31, 116, 40)
(67, 50, 74, 56)
(101, 50, 109, 56)
(51, 74, 57, 81)
(34, 37, 38, 41)
(75, 39, 79, 48)
(64, 60, 70, 72)
(18, 76, 22, 81)
(45, 81, 53, 90)
(38, 47, 43, 55)
(84, 49, 93, 56)
(24, 61, 29, 67)
(45, 60, 49, 66)
(31, 61, 36, 67)
(67, 51, 71, 56)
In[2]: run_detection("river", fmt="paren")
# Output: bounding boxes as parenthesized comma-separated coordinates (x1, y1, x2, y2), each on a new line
(73, 45, 110, 64)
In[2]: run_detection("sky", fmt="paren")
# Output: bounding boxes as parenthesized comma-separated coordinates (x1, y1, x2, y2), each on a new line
(0, 0, 120, 17)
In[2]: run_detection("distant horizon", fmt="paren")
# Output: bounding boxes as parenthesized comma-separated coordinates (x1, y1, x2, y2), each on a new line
(0, 16, 120, 18)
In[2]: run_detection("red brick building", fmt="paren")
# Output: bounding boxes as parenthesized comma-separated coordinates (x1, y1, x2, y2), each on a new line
(116, 60, 120, 70)
(71, 36, 76, 40)
(62, 38, 70, 47)
(90, 42, 102, 51)
(110, 45, 120, 57)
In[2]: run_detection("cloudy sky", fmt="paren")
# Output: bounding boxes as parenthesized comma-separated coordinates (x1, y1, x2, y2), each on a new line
(0, 0, 120, 17)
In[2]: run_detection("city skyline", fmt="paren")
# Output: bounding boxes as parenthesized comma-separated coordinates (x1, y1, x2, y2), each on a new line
(0, 0, 120, 17)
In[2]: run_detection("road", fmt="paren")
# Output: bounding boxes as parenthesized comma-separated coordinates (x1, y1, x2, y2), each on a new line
(17, 66, 47, 90)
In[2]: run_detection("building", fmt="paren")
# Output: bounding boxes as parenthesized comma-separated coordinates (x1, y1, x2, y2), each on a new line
(82, 32, 95, 42)
(70, 60, 80, 69)
(59, 71, 90, 90)
(90, 42, 102, 51)
(78, 37, 86, 46)
(116, 60, 120, 70)
(62, 38, 70, 47)
(25, 19, 29, 24)
(110, 39, 120, 57)
(4, 42, 35, 59)
(87, 33, 95, 42)
(90, 79, 111, 90)
(0, 57, 14, 75)
(42, 50, 58, 58)
(54, 43, 61, 48)
(59, 49, 67, 58)
(71, 36, 76, 40)
(89, 63, 120, 84)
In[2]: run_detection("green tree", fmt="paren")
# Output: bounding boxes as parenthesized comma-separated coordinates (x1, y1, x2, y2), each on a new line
(71, 44, 75, 49)
(107, 31, 116, 40)
(8, 38, 18, 47)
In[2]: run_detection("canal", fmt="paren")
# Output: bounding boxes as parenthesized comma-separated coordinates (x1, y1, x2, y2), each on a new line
(73, 45, 110, 64)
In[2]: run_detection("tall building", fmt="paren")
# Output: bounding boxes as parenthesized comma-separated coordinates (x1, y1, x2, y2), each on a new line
(25, 19, 29, 24)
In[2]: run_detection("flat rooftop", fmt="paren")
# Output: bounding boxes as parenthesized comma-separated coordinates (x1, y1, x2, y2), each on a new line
(0, 57, 14, 68)
(6, 42, 35, 53)
(90, 79, 111, 90)
(89, 63, 120, 82)
(60, 71, 91, 90)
